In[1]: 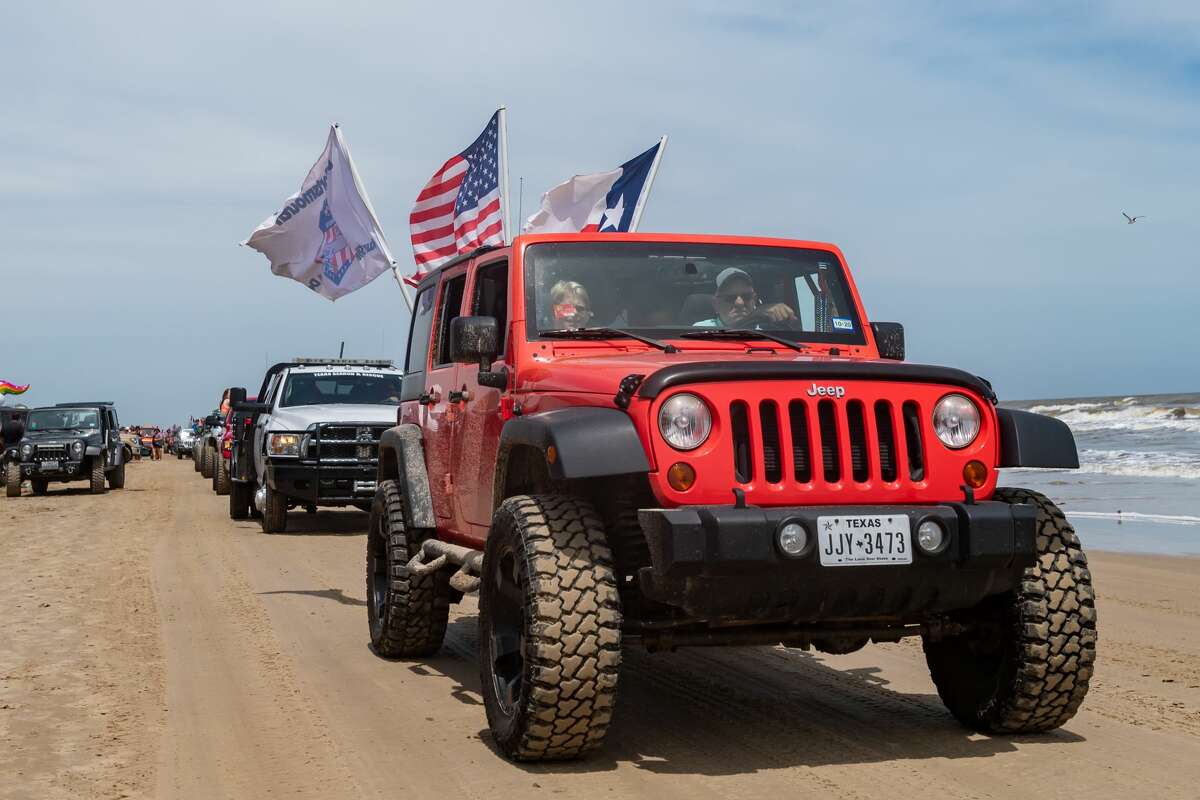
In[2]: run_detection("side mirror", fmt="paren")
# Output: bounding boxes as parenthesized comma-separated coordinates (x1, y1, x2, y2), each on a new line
(228, 387, 247, 405)
(449, 316, 499, 364)
(232, 401, 272, 415)
(871, 322, 905, 361)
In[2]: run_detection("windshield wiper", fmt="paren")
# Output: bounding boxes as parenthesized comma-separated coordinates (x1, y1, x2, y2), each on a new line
(680, 328, 808, 354)
(541, 327, 680, 354)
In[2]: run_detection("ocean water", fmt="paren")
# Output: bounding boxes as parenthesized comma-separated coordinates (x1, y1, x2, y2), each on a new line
(998, 392, 1200, 555)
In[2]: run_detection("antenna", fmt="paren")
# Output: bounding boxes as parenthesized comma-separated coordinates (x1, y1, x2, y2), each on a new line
(339, 341, 345, 358)
(518, 176, 524, 231)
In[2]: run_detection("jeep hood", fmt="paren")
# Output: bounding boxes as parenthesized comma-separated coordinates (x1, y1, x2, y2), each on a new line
(514, 349, 995, 403)
(266, 403, 399, 431)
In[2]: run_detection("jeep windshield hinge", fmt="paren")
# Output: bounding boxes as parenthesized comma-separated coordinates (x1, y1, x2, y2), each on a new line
(613, 374, 646, 410)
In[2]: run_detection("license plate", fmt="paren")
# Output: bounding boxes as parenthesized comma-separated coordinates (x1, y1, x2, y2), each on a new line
(39, 460, 60, 471)
(817, 515, 912, 566)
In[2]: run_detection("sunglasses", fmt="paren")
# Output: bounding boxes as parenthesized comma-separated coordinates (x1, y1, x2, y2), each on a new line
(716, 290, 756, 305)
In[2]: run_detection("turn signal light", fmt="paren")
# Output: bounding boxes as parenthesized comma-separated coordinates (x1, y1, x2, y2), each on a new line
(963, 460, 988, 489)
(667, 462, 696, 492)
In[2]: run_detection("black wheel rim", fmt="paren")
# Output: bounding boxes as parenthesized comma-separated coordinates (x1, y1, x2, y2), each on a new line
(489, 544, 526, 716)
(369, 516, 389, 628)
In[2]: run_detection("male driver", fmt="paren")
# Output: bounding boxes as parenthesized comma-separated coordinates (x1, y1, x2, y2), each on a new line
(694, 267, 797, 328)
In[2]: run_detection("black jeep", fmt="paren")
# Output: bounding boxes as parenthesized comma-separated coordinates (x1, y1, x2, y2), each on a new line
(5, 402, 127, 496)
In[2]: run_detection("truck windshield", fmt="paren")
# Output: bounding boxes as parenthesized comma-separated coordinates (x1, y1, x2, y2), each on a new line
(27, 408, 100, 431)
(280, 372, 405, 408)
(524, 241, 864, 345)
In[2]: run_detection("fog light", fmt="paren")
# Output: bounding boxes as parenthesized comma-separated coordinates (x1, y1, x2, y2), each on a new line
(777, 521, 809, 557)
(963, 459, 988, 489)
(666, 462, 696, 491)
(916, 520, 946, 554)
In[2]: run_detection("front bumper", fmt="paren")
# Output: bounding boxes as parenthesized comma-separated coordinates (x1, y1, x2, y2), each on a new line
(266, 459, 378, 505)
(636, 501, 1037, 623)
(17, 459, 86, 480)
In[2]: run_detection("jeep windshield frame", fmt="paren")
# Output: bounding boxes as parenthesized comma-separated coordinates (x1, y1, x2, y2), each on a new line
(522, 241, 866, 346)
(26, 407, 101, 432)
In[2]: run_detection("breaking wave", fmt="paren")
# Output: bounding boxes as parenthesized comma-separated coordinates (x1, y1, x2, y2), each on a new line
(1026, 399, 1200, 434)
(1066, 511, 1200, 527)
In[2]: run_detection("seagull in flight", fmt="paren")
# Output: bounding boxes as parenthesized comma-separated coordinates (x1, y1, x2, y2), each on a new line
(1122, 212, 1145, 224)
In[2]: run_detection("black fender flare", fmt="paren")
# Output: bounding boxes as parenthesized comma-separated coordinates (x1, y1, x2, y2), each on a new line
(497, 407, 651, 484)
(996, 408, 1079, 468)
(377, 424, 436, 529)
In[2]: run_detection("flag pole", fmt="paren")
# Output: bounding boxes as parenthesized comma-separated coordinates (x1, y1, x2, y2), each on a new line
(629, 135, 667, 233)
(497, 106, 512, 244)
(333, 124, 414, 314)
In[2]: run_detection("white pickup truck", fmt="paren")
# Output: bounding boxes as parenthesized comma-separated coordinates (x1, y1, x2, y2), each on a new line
(234, 359, 404, 533)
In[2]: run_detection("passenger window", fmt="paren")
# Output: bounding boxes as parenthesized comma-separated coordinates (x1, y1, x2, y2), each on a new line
(433, 274, 468, 367)
(404, 286, 437, 374)
(472, 261, 509, 354)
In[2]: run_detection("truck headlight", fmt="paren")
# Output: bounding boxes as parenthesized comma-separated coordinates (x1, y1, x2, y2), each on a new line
(659, 393, 712, 451)
(71, 440, 84, 457)
(20, 443, 33, 460)
(932, 393, 980, 449)
(269, 433, 301, 456)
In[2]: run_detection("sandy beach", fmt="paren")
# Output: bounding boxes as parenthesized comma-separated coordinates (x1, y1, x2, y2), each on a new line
(2, 458, 1198, 800)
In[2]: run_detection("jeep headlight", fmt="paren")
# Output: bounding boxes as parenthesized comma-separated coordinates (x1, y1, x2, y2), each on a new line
(20, 443, 33, 460)
(71, 440, 85, 457)
(658, 393, 712, 451)
(932, 393, 980, 449)
(269, 433, 301, 456)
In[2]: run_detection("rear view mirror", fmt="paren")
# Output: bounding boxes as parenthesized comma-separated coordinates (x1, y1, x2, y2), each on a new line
(233, 401, 271, 415)
(871, 322, 905, 361)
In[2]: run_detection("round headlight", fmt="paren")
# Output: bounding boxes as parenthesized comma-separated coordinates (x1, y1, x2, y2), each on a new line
(72, 440, 85, 457)
(932, 394, 980, 449)
(658, 393, 712, 451)
(20, 443, 33, 459)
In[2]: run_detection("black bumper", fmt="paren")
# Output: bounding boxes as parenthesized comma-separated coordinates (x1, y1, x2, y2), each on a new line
(636, 501, 1037, 623)
(266, 460, 378, 505)
(18, 460, 86, 480)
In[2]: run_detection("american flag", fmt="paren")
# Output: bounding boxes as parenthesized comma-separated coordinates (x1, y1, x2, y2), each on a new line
(407, 111, 505, 285)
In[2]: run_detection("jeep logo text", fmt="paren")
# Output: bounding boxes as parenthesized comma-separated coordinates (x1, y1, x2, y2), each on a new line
(807, 383, 846, 398)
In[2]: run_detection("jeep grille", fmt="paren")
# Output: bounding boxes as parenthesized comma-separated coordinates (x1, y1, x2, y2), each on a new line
(729, 398, 925, 487)
(34, 444, 69, 461)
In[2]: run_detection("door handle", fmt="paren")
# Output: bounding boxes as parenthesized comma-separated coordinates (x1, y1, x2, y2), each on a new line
(448, 387, 472, 403)
(418, 392, 437, 406)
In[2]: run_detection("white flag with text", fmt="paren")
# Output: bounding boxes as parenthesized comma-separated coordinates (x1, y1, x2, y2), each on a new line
(243, 126, 395, 301)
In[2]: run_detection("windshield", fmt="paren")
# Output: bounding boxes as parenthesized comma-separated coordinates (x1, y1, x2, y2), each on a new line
(524, 242, 864, 344)
(280, 371, 405, 408)
(27, 408, 100, 432)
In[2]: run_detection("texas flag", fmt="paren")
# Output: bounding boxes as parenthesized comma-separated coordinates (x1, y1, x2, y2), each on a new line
(523, 137, 666, 234)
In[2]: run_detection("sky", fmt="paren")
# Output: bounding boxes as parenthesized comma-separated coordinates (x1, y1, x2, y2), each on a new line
(2, 0, 1198, 424)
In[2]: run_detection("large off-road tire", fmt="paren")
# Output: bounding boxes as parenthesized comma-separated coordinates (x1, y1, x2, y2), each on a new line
(108, 461, 126, 489)
(176, 451, 183, 460)
(7, 462, 23, 497)
(214, 455, 231, 495)
(479, 494, 622, 761)
(200, 444, 214, 479)
(192, 447, 201, 472)
(366, 479, 450, 657)
(229, 481, 252, 520)
(31, 478, 48, 495)
(924, 487, 1097, 733)
(259, 483, 288, 533)
(89, 456, 107, 494)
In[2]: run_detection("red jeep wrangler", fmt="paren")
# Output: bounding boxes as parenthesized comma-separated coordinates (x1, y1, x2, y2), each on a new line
(369, 233, 1095, 761)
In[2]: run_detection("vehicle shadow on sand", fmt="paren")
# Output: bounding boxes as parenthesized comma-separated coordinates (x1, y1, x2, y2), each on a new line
(402, 616, 1085, 775)
(232, 510, 369, 537)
